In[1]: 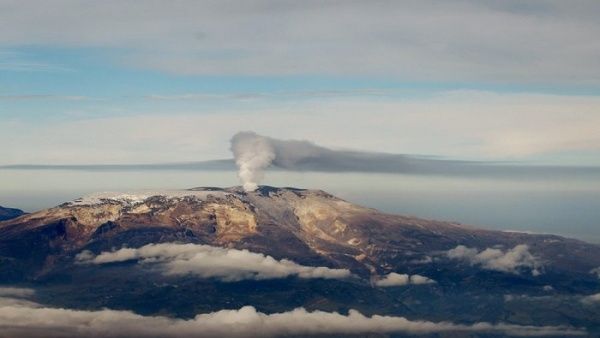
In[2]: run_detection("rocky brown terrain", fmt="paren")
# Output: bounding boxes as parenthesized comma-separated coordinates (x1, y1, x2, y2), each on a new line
(0, 186, 599, 337)
(1, 186, 599, 280)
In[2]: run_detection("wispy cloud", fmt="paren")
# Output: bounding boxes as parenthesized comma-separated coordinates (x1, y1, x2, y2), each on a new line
(0, 95, 92, 101)
(0, 160, 234, 171)
(0, 61, 70, 72)
(76, 243, 351, 282)
(2, 91, 600, 165)
(144, 89, 391, 101)
(0, 50, 71, 72)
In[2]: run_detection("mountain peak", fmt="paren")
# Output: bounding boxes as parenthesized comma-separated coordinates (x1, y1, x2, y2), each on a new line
(190, 185, 330, 197)
(1, 185, 599, 286)
(65, 186, 330, 207)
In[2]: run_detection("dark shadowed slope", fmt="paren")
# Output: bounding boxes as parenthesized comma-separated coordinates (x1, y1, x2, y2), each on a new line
(0, 205, 25, 221)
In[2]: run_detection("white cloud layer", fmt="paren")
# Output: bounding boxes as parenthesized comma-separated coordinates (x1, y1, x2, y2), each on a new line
(375, 273, 436, 287)
(1, 1, 600, 84)
(0, 295, 584, 337)
(76, 243, 351, 281)
(447, 244, 542, 275)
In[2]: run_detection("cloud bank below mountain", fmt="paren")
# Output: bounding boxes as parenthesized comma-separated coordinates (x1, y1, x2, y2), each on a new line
(0, 293, 584, 337)
(76, 243, 351, 282)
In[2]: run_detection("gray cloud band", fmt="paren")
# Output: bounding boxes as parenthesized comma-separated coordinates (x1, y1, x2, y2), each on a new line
(229, 131, 600, 190)
(3, 132, 599, 184)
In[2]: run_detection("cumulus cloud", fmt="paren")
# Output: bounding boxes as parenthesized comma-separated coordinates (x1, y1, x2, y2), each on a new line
(375, 273, 436, 287)
(76, 243, 351, 282)
(0, 294, 584, 337)
(447, 244, 542, 275)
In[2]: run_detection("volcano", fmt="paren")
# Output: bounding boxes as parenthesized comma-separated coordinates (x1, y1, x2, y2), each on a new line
(0, 186, 599, 337)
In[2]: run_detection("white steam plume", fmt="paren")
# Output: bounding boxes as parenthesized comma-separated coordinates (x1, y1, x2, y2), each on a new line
(230, 132, 275, 191)
(229, 131, 600, 191)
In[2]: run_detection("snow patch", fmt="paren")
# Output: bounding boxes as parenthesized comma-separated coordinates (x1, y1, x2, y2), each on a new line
(68, 190, 229, 206)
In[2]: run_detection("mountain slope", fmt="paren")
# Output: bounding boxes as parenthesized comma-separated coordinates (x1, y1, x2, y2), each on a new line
(1, 186, 599, 337)
(0, 205, 25, 221)
(1, 186, 599, 281)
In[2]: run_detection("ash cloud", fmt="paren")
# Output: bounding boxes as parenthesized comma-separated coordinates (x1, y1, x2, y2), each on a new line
(447, 244, 542, 276)
(374, 273, 436, 287)
(0, 294, 584, 337)
(227, 131, 600, 190)
(76, 243, 351, 282)
(5, 131, 600, 184)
